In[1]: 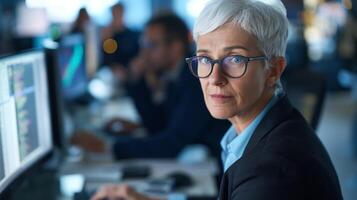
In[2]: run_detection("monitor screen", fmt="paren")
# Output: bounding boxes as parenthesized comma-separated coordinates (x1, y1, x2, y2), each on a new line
(57, 34, 88, 101)
(0, 50, 53, 194)
(0, 136, 4, 182)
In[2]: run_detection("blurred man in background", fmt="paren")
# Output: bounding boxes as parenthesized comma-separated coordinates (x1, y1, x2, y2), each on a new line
(72, 13, 230, 160)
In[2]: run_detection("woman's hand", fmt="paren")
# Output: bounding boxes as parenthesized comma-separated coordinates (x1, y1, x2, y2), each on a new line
(90, 184, 163, 200)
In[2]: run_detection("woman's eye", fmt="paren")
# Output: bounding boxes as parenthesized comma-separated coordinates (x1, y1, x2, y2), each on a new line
(230, 57, 242, 64)
(199, 57, 211, 65)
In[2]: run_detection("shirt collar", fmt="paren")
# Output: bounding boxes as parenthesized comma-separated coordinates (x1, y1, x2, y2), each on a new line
(221, 94, 279, 159)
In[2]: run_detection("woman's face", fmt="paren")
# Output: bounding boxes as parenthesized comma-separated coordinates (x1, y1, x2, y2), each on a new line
(197, 23, 275, 120)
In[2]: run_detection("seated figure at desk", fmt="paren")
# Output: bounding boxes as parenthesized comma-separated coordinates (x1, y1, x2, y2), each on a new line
(89, 0, 343, 199)
(71, 13, 230, 160)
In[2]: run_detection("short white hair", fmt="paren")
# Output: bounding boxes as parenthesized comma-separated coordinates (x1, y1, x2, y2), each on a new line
(193, 0, 289, 94)
(193, 0, 289, 57)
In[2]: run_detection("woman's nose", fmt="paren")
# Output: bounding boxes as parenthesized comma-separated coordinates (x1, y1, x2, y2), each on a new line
(209, 63, 227, 86)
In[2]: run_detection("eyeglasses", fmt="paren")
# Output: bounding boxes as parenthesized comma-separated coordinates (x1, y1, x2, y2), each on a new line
(185, 55, 268, 78)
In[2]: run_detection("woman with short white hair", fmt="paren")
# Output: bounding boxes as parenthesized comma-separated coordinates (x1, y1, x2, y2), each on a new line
(91, 0, 343, 199)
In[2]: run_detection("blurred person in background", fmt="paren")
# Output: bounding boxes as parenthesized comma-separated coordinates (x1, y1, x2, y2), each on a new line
(90, 0, 343, 199)
(338, 0, 357, 157)
(101, 2, 140, 70)
(72, 13, 230, 160)
(70, 7, 90, 34)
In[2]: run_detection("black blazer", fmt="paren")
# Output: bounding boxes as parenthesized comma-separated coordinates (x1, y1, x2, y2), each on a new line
(218, 95, 343, 200)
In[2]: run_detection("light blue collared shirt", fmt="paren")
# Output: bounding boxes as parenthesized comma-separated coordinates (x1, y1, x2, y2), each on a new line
(221, 95, 279, 172)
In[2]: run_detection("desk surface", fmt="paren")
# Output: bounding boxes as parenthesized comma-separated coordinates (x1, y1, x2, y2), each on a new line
(4, 157, 219, 200)
(58, 158, 219, 199)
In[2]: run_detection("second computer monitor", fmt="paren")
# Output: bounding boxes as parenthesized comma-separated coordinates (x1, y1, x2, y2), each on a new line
(57, 33, 88, 101)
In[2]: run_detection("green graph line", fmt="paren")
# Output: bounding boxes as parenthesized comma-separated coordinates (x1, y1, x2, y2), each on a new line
(62, 45, 84, 88)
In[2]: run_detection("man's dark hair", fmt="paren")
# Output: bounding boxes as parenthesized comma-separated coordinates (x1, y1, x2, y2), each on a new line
(111, 2, 124, 11)
(146, 12, 191, 54)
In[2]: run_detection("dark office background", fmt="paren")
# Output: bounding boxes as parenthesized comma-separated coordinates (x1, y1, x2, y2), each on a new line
(0, 0, 356, 199)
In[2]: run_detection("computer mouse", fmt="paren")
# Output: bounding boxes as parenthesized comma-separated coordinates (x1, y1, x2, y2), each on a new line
(166, 171, 194, 189)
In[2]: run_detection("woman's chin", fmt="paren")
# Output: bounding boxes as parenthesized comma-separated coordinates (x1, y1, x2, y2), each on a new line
(208, 108, 235, 120)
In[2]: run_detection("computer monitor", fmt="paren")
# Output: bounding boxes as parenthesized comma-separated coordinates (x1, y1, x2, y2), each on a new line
(0, 137, 4, 181)
(45, 47, 66, 150)
(0, 50, 53, 194)
(57, 34, 88, 101)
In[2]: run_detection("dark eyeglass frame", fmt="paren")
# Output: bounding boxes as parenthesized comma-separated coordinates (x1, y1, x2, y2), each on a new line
(185, 55, 268, 78)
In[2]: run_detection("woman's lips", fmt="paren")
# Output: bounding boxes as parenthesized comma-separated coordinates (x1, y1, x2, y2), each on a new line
(209, 94, 233, 103)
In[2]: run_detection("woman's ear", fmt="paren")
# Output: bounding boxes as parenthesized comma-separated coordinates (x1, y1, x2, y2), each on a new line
(266, 57, 286, 87)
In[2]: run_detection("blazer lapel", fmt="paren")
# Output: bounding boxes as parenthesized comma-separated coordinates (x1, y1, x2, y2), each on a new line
(243, 94, 294, 155)
(218, 95, 295, 200)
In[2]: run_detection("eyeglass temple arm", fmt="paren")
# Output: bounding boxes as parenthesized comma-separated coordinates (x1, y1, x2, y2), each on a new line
(247, 56, 269, 61)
